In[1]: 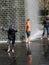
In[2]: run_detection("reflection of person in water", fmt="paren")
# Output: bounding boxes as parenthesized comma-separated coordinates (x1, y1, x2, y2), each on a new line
(26, 19, 31, 48)
(1, 25, 17, 53)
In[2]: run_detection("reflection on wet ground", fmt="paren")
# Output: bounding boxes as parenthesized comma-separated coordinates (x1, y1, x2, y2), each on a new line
(0, 38, 49, 65)
(31, 38, 49, 65)
(0, 43, 27, 65)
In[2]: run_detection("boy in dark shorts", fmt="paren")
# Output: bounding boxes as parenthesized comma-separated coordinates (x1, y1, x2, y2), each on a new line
(26, 19, 31, 43)
(26, 19, 31, 49)
(1, 25, 17, 53)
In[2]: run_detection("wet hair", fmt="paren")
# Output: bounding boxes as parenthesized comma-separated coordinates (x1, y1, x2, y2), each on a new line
(27, 19, 30, 21)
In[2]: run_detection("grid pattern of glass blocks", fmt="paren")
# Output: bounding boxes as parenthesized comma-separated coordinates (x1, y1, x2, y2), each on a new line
(0, 0, 26, 41)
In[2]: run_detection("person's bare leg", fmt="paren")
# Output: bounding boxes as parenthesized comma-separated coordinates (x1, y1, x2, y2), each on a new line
(28, 37, 30, 44)
(26, 36, 31, 50)
(11, 44, 14, 53)
(28, 36, 31, 50)
(26, 37, 28, 49)
(7, 45, 10, 52)
(47, 36, 49, 40)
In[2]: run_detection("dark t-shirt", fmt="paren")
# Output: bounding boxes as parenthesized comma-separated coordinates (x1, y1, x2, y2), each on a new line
(2, 27, 17, 40)
(43, 19, 47, 27)
(46, 19, 49, 27)
(8, 28, 17, 40)
(43, 19, 49, 27)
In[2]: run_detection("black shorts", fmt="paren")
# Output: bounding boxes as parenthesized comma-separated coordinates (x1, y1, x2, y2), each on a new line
(7, 39, 15, 46)
(26, 31, 31, 37)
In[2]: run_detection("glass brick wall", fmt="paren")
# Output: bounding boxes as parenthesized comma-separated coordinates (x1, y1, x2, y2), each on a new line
(0, 0, 26, 41)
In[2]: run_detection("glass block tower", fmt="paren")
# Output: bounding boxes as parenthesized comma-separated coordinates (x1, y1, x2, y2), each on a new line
(0, 0, 26, 41)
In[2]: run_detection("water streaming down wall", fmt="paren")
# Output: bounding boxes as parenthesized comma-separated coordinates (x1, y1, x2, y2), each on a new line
(24, 0, 39, 40)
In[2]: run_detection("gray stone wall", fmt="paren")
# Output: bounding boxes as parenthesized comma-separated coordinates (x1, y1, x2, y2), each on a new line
(0, 0, 26, 41)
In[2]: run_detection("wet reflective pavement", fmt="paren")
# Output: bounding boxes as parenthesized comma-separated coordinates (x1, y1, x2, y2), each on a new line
(31, 38, 49, 65)
(0, 43, 27, 65)
(0, 39, 49, 65)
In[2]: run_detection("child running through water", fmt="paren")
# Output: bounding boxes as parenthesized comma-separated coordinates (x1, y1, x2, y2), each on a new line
(1, 25, 17, 53)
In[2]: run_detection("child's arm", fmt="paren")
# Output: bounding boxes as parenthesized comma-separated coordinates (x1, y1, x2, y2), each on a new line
(1, 26, 8, 32)
(14, 29, 18, 32)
